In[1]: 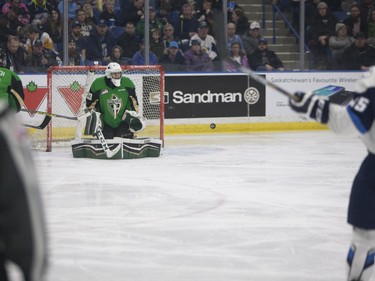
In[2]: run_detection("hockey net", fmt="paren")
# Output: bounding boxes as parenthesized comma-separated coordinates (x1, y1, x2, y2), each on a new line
(28, 65, 164, 151)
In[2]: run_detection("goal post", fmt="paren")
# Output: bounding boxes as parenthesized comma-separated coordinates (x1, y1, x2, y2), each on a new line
(38, 65, 164, 151)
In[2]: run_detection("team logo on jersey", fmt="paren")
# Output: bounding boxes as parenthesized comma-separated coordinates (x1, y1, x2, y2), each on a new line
(107, 94, 122, 119)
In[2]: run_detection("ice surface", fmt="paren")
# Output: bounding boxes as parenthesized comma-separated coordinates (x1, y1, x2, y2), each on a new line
(33, 131, 371, 281)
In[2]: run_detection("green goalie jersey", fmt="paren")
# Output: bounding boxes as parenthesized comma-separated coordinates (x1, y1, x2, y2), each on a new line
(86, 76, 138, 128)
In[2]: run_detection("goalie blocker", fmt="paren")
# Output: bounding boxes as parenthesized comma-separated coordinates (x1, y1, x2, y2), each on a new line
(71, 137, 162, 159)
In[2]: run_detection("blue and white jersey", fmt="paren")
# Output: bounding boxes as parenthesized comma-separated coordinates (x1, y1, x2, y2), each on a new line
(328, 70, 375, 154)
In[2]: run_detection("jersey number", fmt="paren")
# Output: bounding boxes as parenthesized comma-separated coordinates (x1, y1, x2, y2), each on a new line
(351, 97, 370, 112)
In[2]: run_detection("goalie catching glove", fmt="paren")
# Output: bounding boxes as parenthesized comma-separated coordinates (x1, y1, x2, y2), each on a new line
(84, 110, 102, 136)
(289, 91, 330, 124)
(122, 110, 146, 133)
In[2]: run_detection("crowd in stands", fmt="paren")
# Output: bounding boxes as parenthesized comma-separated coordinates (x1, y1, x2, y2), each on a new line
(1, 0, 374, 73)
(0, 0, 282, 73)
(278, 0, 375, 70)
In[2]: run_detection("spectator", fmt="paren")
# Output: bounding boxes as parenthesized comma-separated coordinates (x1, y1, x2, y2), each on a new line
(184, 39, 213, 72)
(150, 28, 165, 60)
(248, 38, 285, 71)
(162, 23, 182, 52)
(61, 38, 83, 66)
(4, 35, 26, 73)
(57, 0, 78, 21)
(328, 22, 354, 69)
(368, 9, 375, 46)
(175, 3, 199, 40)
(86, 19, 116, 65)
(69, 20, 87, 62)
(359, 0, 375, 23)
(158, 1, 174, 25)
(240, 20, 261, 55)
(132, 38, 158, 65)
(83, 2, 100, 24)
(211, 0, 222, 10)
(160, 40, 185, 71)
(344, 3, 368, 37)
(307, 1, 337, 69)
(136, 6, 163, 37)
(190, 21, 218, 61)
(225, 41, 249, 71)
(116, 21, 139, 62)
(109, 45, 128, 64)
(227, 0, 242, 23)
(23, 23, 54, 54)
(99, 0, 120, 27)
(43, 7, 63, 53)
(2, 0, 30, 34)
(226, 22, 244, 54)
(74, 8, 95, 38)
(231, 8, 249, 35)
(25, 39, 62, 72)
(27, 0, 54, 26)
(123, 0, 144, 26)
(342, 31, 375, 70)
(0, 17, 15, 45)
(194, 0, 215, 35)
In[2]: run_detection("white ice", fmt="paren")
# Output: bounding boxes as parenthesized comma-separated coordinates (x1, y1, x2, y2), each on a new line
(32, 131, 372, 281)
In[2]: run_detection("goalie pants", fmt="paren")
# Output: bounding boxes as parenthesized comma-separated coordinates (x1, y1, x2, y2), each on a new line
(0, 106, 47, 281)
(348, 153, 375, 229)
(102, 121, 132, 139)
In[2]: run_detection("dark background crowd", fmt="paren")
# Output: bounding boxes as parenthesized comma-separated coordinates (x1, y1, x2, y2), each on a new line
(1, 0, 375, 73)
(278, 0, 375, 70)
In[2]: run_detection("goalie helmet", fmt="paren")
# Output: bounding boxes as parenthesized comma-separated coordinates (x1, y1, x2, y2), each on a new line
(105, 62, 122, 87)
(0, 48, 7, 68)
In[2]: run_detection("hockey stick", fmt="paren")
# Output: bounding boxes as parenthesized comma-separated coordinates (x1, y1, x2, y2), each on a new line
(10, 89, 53, 129)
(20, 108, 91, 121)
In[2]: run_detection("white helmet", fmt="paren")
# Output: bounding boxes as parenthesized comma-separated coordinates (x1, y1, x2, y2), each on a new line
(105, 62, 122, 87)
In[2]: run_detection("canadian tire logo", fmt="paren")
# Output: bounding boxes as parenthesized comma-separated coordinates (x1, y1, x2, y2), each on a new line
(58, 81, 85, 115)
(244, 87, 259, 105)
(24, 81, 47, 116)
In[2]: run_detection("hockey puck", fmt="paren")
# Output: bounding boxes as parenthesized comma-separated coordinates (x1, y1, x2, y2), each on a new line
(210, 123, 216, 129)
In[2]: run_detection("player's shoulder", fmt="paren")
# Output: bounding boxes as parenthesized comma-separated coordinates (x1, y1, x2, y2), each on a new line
(0, 67, 19, 79)
(121, 76, 135, 87)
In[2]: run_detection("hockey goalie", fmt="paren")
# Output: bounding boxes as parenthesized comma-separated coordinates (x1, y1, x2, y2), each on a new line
(71, 62, 162, 159)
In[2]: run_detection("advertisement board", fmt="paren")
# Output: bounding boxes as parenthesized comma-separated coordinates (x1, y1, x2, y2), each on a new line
(164, 74, 265, 118)
(18, 71, 364, 132)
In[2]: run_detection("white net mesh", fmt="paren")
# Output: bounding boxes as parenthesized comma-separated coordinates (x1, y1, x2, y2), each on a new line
(28, 66, 164, 151)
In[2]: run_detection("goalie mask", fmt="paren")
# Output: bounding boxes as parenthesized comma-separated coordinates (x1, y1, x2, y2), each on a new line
(0, 48, 7, 68)
(105, 62, 122, 87)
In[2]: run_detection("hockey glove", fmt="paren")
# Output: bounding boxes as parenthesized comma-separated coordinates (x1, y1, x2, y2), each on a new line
(84, 110, 102, 136)
(122, 110, 146, 133)
(289, 91, 329, 124)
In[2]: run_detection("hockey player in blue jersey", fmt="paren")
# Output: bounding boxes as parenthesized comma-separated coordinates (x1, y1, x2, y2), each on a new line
(289, 67, 375, 281)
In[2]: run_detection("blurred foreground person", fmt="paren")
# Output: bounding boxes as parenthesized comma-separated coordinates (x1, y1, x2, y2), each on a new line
(0, 101, 48, 281)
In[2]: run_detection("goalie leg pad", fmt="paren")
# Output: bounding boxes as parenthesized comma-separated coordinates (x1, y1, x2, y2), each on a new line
(71, 138, 162, 159)
(347, 228, 375, 281)
(84, 111, 102, 136)
(122, 110, 145, 133)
